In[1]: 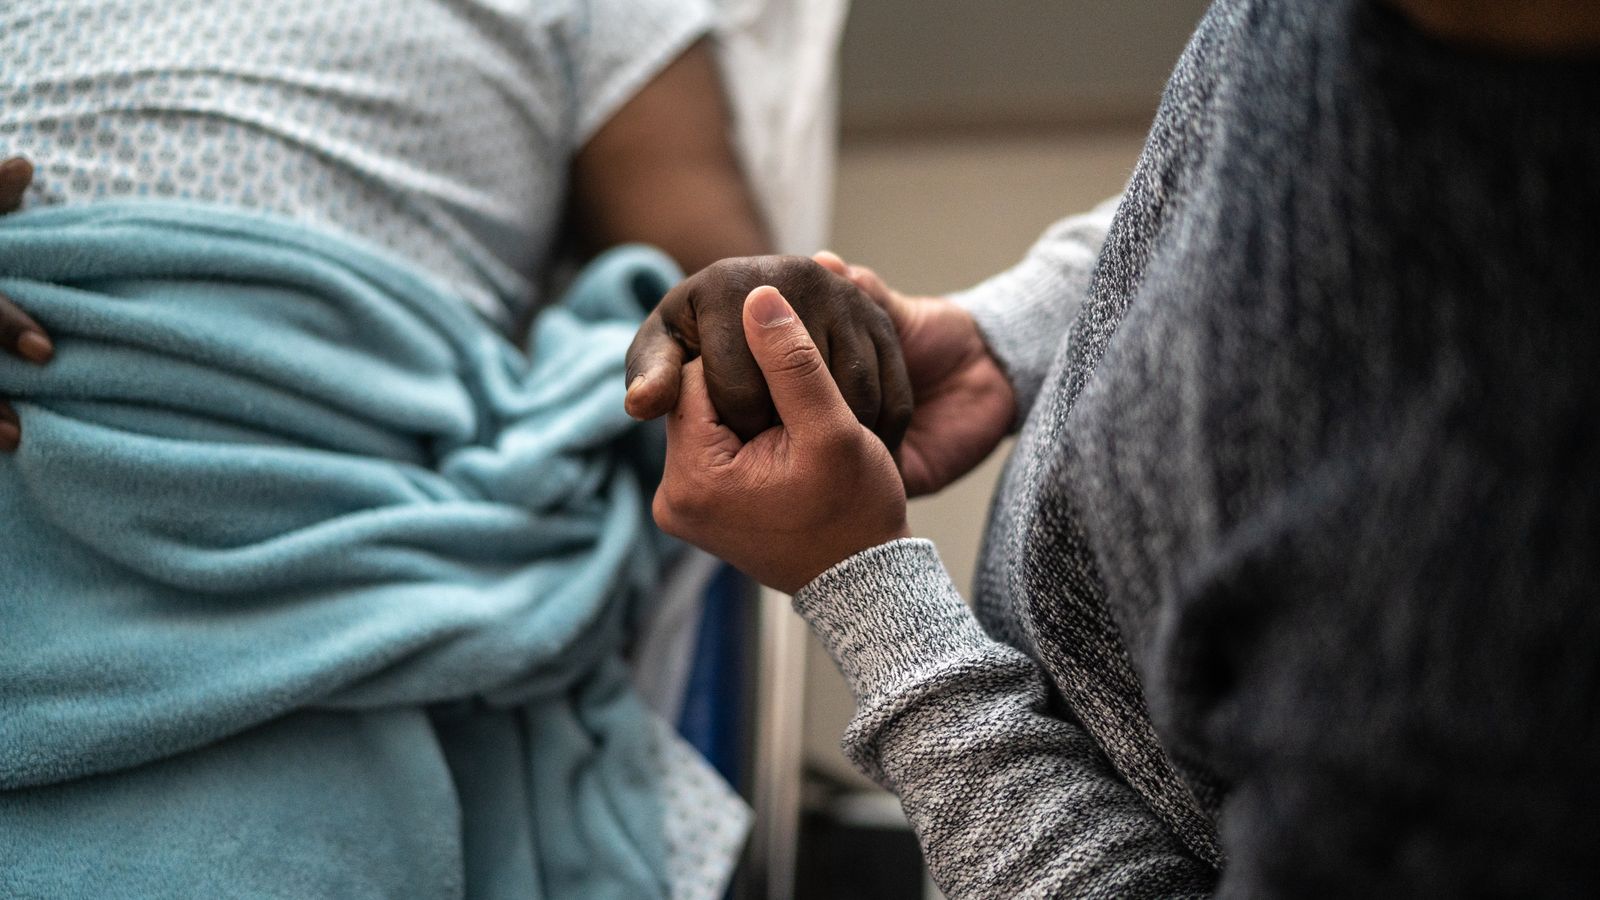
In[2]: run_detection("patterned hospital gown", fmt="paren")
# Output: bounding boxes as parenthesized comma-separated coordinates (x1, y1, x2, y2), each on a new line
(0, 1, 749, 895)
(0, 0, 714, 324)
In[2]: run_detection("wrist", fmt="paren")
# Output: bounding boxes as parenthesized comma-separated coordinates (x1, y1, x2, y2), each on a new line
(793, 537, 987, 700)
(783, 517, 911, 596)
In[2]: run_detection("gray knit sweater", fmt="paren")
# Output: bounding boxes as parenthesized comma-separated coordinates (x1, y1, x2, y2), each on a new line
(792, 1, 1600, 896)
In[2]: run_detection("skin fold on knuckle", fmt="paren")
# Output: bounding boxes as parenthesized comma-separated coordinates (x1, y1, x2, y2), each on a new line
(807, 424, 865, 471)
(660, 472, 709, 522)
(655, 472, 725, 542)
(699, 440, 738, 470)
(770, 339, 825, 382)
(702, 258, 764, 309)
(837, 355, 876, 399)
(650, 489, 681, 537)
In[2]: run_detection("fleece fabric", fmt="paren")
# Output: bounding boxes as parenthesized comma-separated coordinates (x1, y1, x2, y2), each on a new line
(0, 202, 681, 899)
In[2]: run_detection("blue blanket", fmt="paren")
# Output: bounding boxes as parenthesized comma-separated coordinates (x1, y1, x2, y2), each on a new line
(0, 203, 682, 899)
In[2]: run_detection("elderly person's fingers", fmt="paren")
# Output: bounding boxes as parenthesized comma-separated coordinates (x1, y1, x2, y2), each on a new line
(0, 157, 57, 453)
(630, 255, 914, 451)
(0, 298, 55, 366)
(872, 320, 914, 453)
(812, 252, 914, 449)
(0, 157, 33, 213)
(0, 156, 54, 363)
(814, 252, 907, 331)
(624, 304, 688, 421)
(0, 402, 19, 451)
(0, 290, 53, 453)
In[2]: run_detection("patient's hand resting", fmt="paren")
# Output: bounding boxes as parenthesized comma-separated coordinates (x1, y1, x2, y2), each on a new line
(0, 157, 56, 452)
(625, 255, 913, 450)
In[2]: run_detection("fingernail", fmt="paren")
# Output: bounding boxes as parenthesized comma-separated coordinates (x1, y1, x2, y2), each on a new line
(747, 287, 793, 327)
(16, 331, 53, 364)
(0, 422, 18, 451)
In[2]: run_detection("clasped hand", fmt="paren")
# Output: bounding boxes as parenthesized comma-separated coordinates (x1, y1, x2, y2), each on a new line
(628, 253, 1018, 594)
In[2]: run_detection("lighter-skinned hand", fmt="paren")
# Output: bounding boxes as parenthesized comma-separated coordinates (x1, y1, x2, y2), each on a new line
(654, 286, 910, 594)
(812, 252, 1016, 497)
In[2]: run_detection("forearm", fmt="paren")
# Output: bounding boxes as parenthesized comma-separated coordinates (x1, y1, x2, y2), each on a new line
(948, 196, 1121, 421)
(795, 539, 1216, 898)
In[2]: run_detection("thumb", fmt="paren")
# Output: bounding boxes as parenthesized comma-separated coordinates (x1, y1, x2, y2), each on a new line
(624, 306, 686, 421)
(741, 286, 850, 436)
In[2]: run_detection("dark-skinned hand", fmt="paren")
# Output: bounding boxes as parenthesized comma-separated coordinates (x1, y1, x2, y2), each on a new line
(0, 157, 56, 452)
(625, 255, 913, 451)
(812, 252, 1016, 498)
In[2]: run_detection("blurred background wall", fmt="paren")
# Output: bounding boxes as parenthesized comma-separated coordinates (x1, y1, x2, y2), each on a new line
(792, 2, 1208, 896)
(840, 0, 1209, 135)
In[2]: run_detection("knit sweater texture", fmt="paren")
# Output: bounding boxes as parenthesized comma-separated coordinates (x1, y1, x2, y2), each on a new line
(792, 1, 1600, 896)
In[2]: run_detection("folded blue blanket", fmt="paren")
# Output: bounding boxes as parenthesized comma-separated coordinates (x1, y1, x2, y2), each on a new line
(0, 203, 682, 899)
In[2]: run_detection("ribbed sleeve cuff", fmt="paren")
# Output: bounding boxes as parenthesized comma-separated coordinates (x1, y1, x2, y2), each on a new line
(792, 538, 992, 703)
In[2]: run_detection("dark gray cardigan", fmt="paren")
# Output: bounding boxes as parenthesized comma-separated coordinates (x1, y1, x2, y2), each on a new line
(793, 1, 1600, 895)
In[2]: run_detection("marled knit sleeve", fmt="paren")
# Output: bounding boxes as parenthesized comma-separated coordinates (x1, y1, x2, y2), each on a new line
(948, 196, 1121, 420)
(793, 539, 1215, 899)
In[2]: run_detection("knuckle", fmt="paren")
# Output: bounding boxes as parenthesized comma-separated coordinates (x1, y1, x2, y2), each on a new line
(667, 477, 714, 520)
(865, 301, 898, 334)
(760, 256, 832, 310)
(651, 490, 679, 536)
(702, 257, 764, 295)
(759, 254, 818, 280)
(841, 360, 876, 399)
(814, 426, 862, 465)
(656, 473, 716, 534)
(773, 340, 825, 380)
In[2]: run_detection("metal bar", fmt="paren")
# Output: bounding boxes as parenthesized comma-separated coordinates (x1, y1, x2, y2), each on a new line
(738, 587, 809, 900)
